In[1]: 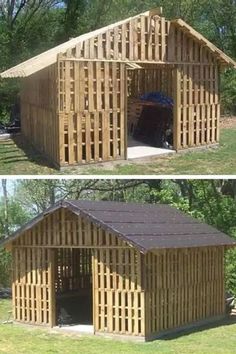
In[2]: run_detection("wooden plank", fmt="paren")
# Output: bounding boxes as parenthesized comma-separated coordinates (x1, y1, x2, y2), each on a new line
(140, 16, 146, 61)
(173, 66, 181, 150)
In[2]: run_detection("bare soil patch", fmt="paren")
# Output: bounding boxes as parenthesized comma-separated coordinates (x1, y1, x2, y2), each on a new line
(220, 116, 236, 129)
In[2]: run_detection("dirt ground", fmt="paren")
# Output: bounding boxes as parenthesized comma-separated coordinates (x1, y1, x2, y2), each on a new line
(220, 116, 236, 128)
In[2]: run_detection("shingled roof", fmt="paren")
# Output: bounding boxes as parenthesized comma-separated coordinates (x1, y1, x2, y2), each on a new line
(1, 200, 235, 253)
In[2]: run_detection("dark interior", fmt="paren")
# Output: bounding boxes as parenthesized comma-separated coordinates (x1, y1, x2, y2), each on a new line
(55, 248, 93, 326)
(133, 104, 173, 148)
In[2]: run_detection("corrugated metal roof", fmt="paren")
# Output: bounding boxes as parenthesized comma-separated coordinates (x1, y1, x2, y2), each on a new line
(1, 200, 235, 253)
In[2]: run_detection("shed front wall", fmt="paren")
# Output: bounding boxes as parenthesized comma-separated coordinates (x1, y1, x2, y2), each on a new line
(11, 208, 145, 337)
(12, 247, 55, 326)
(20, 64, 59, 165)
(174, 64, 220, 150)
(58, 59, 127, 166)
(144, 247, 225, 338)
(58, 14, 222, 162)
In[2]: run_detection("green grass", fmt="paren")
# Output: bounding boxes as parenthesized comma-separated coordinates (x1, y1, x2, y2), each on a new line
(1, 128, 236, 175)
(1, 300, 236, 353)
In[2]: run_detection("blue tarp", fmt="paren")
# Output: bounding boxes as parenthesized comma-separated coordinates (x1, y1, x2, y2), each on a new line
(140, 92, 173, 108)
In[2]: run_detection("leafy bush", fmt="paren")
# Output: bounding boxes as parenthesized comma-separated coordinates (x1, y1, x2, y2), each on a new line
(221, 69, 236, 115)
(0, 248, 11, 287)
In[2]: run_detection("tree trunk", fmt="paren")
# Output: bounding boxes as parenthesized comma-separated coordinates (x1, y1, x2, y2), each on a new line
(2, 179, 9, 236)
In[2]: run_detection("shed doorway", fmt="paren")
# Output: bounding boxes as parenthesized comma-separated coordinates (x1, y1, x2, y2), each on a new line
(126, 64, 176, 159)
(54, 248, 93, 331)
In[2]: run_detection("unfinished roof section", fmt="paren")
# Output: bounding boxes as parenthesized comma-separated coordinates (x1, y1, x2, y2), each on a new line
(172, 19, 236, 68)
(1, 200, 235, 253)
(1, 9, 236, 78)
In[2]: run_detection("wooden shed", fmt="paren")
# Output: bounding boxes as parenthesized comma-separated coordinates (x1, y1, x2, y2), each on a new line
(1, 200, 235, 341)
(1, 9, 236, 167)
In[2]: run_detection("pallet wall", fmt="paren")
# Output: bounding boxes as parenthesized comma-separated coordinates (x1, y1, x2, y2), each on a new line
(20, 64, 59, 164)
(55, 248, 92, 294)
(174, 64, 220, 150)
(58, 59, 126, 165)
(12, 209, 131, 249)
(11, 208, 145, 336)
(68, 15, 170, 63)
(93, 248, 145, 336)
(12, 247, 55, 326)
(128, 65, 173, 98)
(144, 247, 225, 338)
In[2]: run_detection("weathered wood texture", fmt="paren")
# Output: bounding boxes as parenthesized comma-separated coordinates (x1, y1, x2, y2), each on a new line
(144, 247, 225, 338)
(58, 59, 126, 165)
(20, 64, 59, 164)
(10, 208, 226, 339)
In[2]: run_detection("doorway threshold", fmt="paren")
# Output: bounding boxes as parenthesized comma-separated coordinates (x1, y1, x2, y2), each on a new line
(55, 324, 94, 334)
(127, 137, 176, 159)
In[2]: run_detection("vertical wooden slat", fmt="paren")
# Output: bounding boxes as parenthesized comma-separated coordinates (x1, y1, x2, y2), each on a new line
(173, 66, 181, 150)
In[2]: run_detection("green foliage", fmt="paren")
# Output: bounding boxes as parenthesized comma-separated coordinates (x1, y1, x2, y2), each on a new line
(0, 248, 11, 287)
(0, 198, 31, 287)
(225, 249, 236, 298)
(221, 69, 236, 115)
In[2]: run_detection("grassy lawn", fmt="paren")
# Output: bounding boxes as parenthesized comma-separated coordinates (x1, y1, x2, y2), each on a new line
(0, 128, 236, 175)
(1, 300, 236, 353)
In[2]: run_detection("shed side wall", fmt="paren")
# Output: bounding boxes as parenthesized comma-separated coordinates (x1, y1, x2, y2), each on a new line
(20, 64, 59, 165)
(144, 247, 225, 338)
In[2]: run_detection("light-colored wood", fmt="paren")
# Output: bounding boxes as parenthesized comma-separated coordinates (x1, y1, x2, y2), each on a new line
(10, 207, 228, 340)
(57, 60, 126, 165)
(20, 63, 59, 165)
(144, 247, 225, 338)
(16, 11, 224, 166)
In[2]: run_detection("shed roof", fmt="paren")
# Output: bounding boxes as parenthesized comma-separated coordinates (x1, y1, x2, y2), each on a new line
(1, 10, 236, 78)
(1, 200, 235, 253)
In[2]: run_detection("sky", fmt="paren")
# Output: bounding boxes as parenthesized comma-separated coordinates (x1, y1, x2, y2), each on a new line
(0, 179, 16, 197)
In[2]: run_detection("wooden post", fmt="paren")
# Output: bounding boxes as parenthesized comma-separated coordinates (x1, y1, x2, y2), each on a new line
(173, 66, 181, 151)
(49, 249, 56, 327)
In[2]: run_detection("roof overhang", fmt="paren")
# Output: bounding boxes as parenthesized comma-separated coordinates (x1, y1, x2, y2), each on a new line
(1, 200, 236, 254)
(0, 201, 141, 253)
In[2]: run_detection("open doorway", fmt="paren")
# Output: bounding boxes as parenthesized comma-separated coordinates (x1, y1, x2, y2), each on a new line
(54, 248, 93, 330)
(126, 64, 176, 159)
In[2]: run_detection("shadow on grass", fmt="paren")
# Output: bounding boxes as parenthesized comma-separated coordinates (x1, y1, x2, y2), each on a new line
(160, 314, 236, 341)
(8, 134, 56, 170)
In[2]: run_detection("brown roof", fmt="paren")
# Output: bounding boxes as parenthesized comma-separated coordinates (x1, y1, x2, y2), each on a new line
(1, 200, 235, 253)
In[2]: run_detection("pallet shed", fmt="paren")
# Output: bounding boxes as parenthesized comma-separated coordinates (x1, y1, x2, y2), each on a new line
(1, 9, 236, 167)
(1, 10, 236, 167)
(1, 199, 236, 340)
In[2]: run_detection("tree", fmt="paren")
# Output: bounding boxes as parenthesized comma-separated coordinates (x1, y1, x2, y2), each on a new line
(1, 179, 9, 236)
